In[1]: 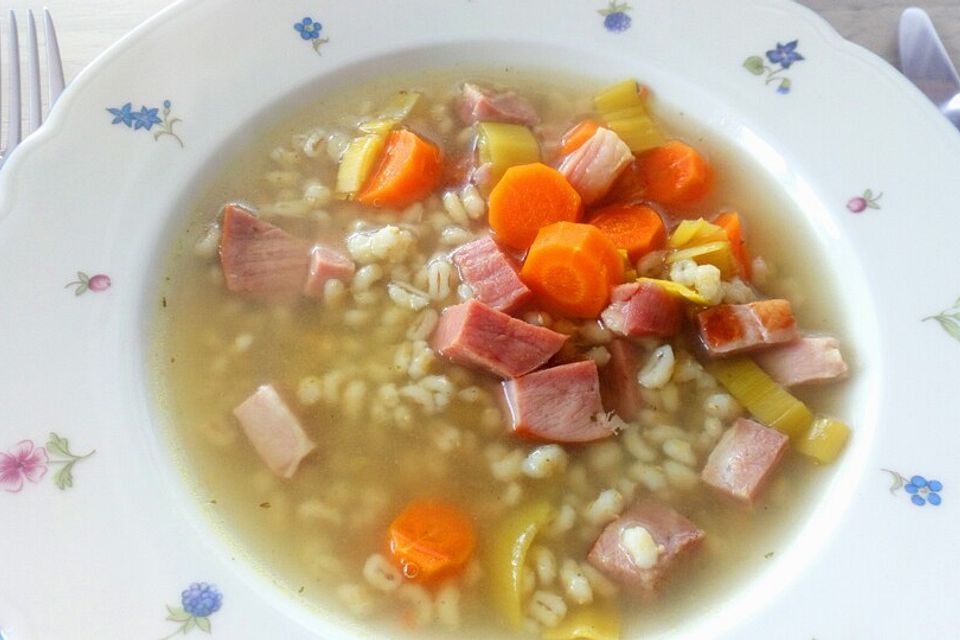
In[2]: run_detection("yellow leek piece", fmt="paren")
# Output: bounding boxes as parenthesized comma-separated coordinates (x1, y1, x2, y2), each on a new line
(635, 277, 709, 305)
(358, 91, 421, 136)
(600, 105, 649, 122)
(542, 600, 621, 640)
(666, 241, 738, 278)
(594, 79, 644, 113)
(476, 121, 541, 187)
(794, 417, 850, 464)
(487, 501, 552, 629)
(335, 133, 386, 199)
(669, 218, 728, 249)
(705, 356, 813, 438)
(594, 79, 664, 153)
(605, 115, 665, 153)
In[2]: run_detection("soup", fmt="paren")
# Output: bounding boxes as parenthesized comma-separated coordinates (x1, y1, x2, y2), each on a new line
(153, 69, 851, 638)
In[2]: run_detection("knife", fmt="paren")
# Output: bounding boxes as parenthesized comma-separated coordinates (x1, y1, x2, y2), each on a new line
(899, 7, 960, 132)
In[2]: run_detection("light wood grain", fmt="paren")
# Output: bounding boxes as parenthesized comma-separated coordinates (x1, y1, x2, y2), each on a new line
(2, 0, 958, 145)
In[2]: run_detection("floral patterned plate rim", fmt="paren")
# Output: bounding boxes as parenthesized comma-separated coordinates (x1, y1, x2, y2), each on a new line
(1, 1, 959, 639)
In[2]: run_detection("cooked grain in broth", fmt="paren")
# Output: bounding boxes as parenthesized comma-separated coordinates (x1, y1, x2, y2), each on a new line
(153, 68, 851, 638)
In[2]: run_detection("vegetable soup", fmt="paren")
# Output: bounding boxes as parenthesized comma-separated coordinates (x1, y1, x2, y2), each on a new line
(153, 69, 852, 638)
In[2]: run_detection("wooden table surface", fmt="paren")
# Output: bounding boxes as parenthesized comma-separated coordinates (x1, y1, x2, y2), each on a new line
(2, 0, 959, 140)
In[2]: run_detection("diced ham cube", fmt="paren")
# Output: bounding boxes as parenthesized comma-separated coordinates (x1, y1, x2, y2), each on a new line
(219, 204, 310, 300)
(696, 299, 798, 357)
(503, 360, 614, 442)
(601, 282, 681, 338)
(302, 244, 356, 298)
(587, 500, 705, 593)
(432, 299, 567, 378)
(232, 385, 316, 479)
(456, 83, 539, 126)
(600, 339, 644, 421)
(753, 336, 848, 387)
(558, 127, 633, 205)
(701, 417, 789, 505)
(451, 236, 532, 314)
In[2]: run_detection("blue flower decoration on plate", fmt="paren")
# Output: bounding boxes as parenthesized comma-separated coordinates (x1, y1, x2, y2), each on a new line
(743, 40, 803, 94)
(107, 102, 136, 127)
(162, 582, 223, 638)
(766, 40, 804, 69)
(294, 17, 329, 54)
(598, 2, 632, 32)
(294, 17, 322, 40)
(106, 100, 184, 147)
(182, 582, 223, 617)
(904, 475, 943, 506)
(134, 106, 162, 131)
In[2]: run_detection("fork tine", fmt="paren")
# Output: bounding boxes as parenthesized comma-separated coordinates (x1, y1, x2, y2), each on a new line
(27, 10, 41, 132)
(43, 9, 65, 105)
(7, 11, 22, 154)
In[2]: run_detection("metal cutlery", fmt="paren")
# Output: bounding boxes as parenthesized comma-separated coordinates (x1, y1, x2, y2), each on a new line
(899, 7, 960, 133)
(0, 9, 65, 170)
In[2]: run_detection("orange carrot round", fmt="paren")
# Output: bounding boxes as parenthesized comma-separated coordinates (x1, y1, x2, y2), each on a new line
(387, 500, 476, 583)
(633, 141, 712, 207)
(488, 163, 583, 251)
(357, 129, 443, 209)
(588, 204, 666, 261)
(560, 119, 601, 156)
(715, 211, 751, 280)
(521, 221, 624, 318)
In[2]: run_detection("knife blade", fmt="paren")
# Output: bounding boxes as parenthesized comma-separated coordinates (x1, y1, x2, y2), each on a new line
(899, 7, 960, 131)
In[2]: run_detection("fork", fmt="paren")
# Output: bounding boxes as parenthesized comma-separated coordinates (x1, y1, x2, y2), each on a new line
(0, 9, 65, 170)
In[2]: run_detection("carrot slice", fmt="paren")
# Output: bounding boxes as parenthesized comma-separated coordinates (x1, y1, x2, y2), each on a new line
(560, 119, 601, 155)
(715, 211, 751, 280)
(521, 221, 624, 318)
(387, 500, 476, 583)
(357, 129, 443, 209)
(633, 141, 713, 207)
(588, 204, 666, 261)
(488, 163, 583, 251)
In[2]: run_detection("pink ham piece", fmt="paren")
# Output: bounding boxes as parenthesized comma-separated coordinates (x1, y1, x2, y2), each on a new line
(601, 282, 681, 338)
(302, 245, 356, 298)
(451, 236, 532, 314)
(753, 336, 848, 387)
(558, 127, 633, 205)
(588, 500, 705, 593)
(456, 83, 539, 126)
(701, 417, 789, 505)
(432, 299, 568, 378)
(696, 299, 799, 357)
(219, 204, 310, 300)
(503, 360, 614, 442)
(599, 339, 644, 421)
(232, 384, 316, 479)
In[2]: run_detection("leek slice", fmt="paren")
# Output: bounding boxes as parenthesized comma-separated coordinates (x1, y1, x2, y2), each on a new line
(488, 501, 552, 629)
(605, 116, 665, 153)
(666, 241, 738, 278)
(476, 122, 541, 187)
(335, 134, 385, 199)
(593, 79, 665, 153)
(669, 218, 728, 249)
(794, 417, 850, 464)
(594, 79, 644, 113)
(600, 105, 650, 123)
(542, 600, 621, 640)
(337, 92, 421, 199)
(358, 91, 421, 136)
(704, 356, 813, 438)
(635, 277, 709, 305)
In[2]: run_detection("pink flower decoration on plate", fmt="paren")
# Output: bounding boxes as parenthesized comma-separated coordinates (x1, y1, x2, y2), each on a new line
(0, 440, 48, 492)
